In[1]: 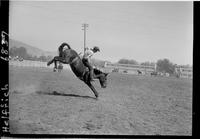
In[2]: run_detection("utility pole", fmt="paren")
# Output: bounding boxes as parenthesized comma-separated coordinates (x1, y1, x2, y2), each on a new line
(82, 23, 89, 54)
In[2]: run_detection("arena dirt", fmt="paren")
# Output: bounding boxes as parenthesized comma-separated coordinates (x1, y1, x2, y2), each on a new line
(9, 66, 192, 135)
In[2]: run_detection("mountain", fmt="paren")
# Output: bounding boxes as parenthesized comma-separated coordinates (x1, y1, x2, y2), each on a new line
(9, 39, 111, 66)
(9, 39, 57, 57)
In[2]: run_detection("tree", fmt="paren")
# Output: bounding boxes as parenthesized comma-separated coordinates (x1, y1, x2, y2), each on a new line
(118, 59, 128, 64)
(18, 47, 27, 58)
(9, 46, 30, 59)
(38, 55, 47, 62)
(118, 58, 138, 65)
(46, 55, 53, 61)
(32, 56, 38, 61)
(9, 46, 52, 62)
(9, 47, 16, 57)
(129, 59, 138, 65)
(141, 61, 155, 66)
(156, 59, 175, 74)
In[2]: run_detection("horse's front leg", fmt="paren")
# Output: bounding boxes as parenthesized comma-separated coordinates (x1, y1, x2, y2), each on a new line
(47, 58, 55, 66)
(53, 60, 58, 72)
(86, 81, 99, 99)
(48, 56, 65, 71)
(47, 58, 57, 72)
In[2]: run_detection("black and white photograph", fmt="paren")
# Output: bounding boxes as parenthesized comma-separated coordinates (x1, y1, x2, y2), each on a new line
(7, 0, 192, 136)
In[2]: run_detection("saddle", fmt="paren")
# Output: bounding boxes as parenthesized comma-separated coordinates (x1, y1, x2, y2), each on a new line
(79, 67, 99, 82)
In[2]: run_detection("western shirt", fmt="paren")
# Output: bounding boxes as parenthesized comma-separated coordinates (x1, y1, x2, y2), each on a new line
(83, 48, 94, 60)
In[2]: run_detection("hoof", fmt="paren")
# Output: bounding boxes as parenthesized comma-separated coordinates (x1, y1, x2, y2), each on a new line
(53, 68, 57, 72)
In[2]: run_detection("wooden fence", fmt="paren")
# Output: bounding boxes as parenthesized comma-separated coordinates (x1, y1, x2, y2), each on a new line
(9, 60, 70, 69)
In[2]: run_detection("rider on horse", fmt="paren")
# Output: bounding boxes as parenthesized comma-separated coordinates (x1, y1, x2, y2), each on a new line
(58, 43, 100, 81)
(47, 43, 107, 98)
(82, 46, 100, 81)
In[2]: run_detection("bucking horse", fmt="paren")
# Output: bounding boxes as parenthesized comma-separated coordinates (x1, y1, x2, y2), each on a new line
(47, 43, 108, 99)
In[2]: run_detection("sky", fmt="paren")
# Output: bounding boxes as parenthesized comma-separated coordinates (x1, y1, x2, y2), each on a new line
(9, 1, 193, 65)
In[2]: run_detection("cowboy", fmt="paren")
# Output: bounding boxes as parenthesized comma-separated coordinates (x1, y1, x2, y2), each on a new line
(82, 46, 100, 81)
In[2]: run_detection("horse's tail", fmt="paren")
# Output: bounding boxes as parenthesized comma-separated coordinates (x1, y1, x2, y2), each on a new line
(58, 42, 71, 56)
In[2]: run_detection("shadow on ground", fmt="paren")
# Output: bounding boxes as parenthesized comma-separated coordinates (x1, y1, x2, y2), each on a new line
(36, 90, 97, 100)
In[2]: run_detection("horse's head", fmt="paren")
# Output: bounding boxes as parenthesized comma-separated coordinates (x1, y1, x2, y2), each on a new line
(98, 72, 109, 88)
(93, 68, 109, 88)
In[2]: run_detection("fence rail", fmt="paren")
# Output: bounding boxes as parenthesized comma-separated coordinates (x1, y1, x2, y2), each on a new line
(9, 60, 70, 69)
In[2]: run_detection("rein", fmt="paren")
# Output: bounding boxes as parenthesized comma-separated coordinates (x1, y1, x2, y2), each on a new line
(70, 56, 79, 64)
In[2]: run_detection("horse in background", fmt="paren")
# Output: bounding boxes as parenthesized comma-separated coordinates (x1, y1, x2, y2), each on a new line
(137, 70, 142, 75)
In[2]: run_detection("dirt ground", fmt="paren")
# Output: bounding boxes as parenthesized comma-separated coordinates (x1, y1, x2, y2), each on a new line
(9, 66, 192, 135)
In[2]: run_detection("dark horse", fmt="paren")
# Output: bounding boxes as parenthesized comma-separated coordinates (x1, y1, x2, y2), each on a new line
(151, 71, 158, 76)
(137, 70, 142, 75)
(47, 43, 108, 99)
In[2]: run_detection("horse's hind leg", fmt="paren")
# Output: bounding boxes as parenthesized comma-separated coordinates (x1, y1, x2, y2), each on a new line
(86, 82, 99, 99)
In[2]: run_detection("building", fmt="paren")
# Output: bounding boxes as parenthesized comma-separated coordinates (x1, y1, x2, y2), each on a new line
(104, 62, 156, 75)
(175, 65, 192, 79)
